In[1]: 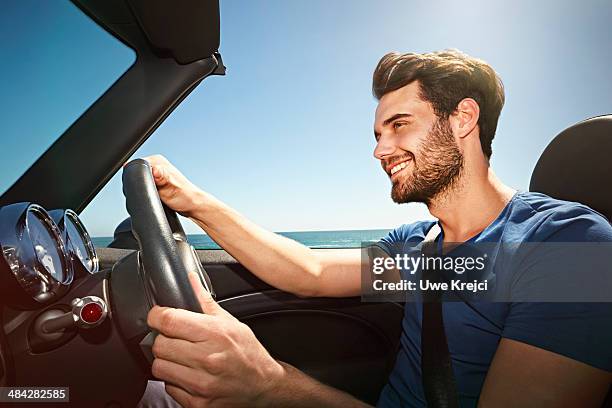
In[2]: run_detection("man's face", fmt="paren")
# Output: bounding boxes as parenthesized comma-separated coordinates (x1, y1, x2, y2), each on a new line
(373, 81, 464, 204)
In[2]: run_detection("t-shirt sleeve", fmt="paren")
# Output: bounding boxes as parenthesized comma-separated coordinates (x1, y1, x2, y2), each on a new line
(376, 226, 405, 257)
(376, 221, 436, 257)
(502, 210, 612, 371)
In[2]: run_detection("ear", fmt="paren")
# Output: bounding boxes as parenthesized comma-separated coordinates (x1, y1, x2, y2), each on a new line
(449, 98, 480, 139)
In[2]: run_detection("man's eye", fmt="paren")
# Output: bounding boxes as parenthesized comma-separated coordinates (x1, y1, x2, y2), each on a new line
(393, 122, 406, 130)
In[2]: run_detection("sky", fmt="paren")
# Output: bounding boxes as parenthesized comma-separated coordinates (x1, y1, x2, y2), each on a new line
(1, 0, 611, 237)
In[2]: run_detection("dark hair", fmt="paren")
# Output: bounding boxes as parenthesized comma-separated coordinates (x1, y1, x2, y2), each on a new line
(372, 49, 504, 158)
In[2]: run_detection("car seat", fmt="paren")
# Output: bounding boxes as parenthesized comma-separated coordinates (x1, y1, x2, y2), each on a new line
(530, 114, 612, 407)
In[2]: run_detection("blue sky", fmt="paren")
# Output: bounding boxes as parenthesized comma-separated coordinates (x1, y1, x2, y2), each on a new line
(2, 0, 611, 237)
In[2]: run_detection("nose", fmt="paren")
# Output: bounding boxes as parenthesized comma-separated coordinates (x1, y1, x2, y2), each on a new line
(373, 133, 396, 160)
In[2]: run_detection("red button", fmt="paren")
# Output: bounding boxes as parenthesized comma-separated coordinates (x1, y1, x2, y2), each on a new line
(80, 302, 103, 323)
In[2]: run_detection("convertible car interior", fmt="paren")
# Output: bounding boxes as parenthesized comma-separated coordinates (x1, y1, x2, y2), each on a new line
(0, 0, 610, 407)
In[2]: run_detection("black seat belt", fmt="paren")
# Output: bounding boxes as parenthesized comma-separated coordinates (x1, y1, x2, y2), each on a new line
(420, 223, 459, 408)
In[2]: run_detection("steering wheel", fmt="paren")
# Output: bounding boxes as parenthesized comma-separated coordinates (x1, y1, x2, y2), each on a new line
(122, 158, 213, 312)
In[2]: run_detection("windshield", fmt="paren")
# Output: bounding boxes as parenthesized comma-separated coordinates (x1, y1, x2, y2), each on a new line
(0, 0, 135, 194)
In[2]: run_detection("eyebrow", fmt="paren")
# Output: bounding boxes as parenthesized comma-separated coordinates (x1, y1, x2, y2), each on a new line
(374, 113, 413, 138)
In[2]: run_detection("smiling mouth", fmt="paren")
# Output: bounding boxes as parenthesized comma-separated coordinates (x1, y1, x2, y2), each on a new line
(388, 159, 412, 178)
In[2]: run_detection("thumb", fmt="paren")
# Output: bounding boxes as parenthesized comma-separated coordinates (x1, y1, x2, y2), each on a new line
(188, 272, 222, 315)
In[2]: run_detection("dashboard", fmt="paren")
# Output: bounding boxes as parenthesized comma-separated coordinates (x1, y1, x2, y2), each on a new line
(0, 202, 149, 405)
(0, 202, 99, 309)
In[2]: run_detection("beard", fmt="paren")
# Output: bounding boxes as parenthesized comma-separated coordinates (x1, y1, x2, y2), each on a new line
(390, 118, 464, 205)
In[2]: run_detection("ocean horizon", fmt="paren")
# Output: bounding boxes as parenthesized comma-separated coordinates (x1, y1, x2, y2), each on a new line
(92, 228, 392, 250)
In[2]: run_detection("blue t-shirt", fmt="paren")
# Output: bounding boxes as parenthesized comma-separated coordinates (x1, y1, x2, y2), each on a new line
(376, 191, 612, 407)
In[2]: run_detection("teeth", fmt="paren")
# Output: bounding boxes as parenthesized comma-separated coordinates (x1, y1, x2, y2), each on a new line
(390, 161, 408, 175)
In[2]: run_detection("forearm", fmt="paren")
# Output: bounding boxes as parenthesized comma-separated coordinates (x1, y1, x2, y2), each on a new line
(187, 191, 337, 297)
(258, 361, 371, 408)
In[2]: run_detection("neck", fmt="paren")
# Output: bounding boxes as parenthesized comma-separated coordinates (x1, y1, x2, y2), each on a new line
(428, 165, 516, 242)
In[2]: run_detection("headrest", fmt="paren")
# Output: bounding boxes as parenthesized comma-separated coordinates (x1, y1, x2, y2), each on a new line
(108, 217, 138, 250)
(530, 115, 612, 220)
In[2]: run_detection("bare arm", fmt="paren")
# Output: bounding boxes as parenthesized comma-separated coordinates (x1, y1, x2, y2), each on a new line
(163, 361, 371, 407)
(145, 155, 362, 298)
(479, 338, 611, 407)
(188, 193, 362, 297)
(260, 361, 371, 407)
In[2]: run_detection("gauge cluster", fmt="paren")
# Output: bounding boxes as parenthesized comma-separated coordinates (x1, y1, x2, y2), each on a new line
(0, 203, 99, 309)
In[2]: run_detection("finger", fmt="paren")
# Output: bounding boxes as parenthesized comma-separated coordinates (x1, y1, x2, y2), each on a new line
(148, 306, 218, 341)
(188, 272, 224, 316)
(152, 358, 215, 397)
(165, 383, 203, 408)
(142, 156, 168, 184)
(151, 164, 168, 187)
(151, 164, 162, 179)
(152, 334, 222, 369)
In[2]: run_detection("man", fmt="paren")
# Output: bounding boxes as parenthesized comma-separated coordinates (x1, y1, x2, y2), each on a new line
(139, 50, 612, 407)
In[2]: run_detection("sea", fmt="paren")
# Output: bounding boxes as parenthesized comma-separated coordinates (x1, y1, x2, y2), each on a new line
(91, 229, 392, 250)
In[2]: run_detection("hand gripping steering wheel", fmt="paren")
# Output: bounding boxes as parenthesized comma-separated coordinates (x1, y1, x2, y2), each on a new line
(122, 159, 214, 312)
